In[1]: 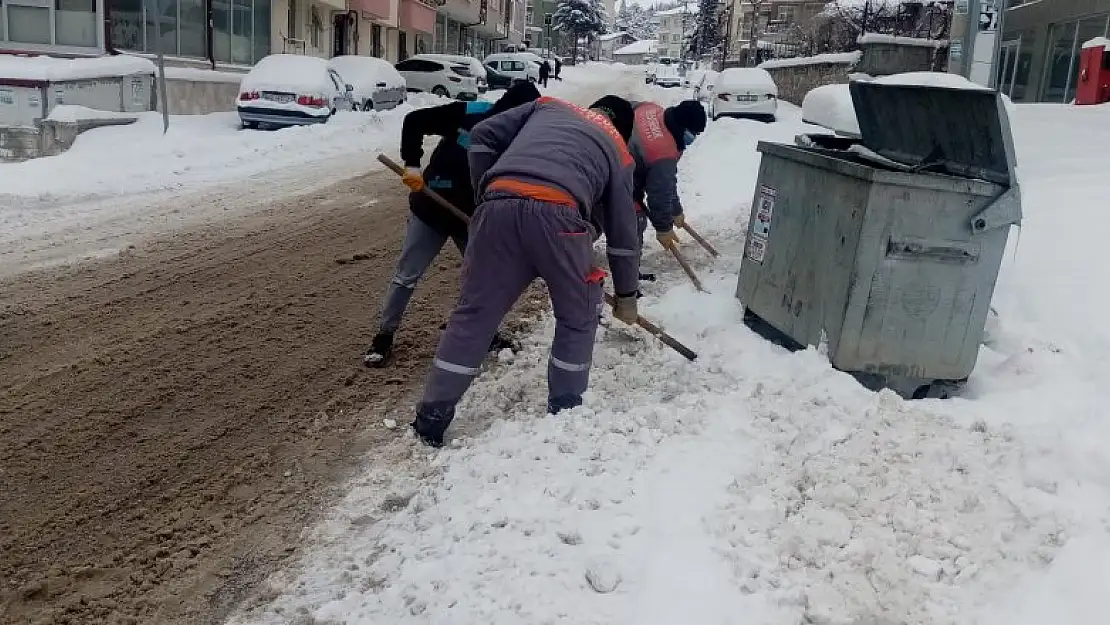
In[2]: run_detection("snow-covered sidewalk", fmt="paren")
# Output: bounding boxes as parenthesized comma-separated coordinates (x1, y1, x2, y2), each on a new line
(225, 93, 1110, 624)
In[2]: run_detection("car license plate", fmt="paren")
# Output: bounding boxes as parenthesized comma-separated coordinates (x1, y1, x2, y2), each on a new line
(262, 92, 294, 103)
(739, 94, 758, 102)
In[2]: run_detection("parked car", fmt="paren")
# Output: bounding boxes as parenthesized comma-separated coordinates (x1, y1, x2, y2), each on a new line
(237, 54, 356, 129)
(709, 67, 778, 122)
(646, 56, 679, 86)
(394, 57, 481, 101)
(327, 55, 406, 111)
(484, 64, 515, 90)
(484, 52, 540, 83)
(408, 54, 488, 93)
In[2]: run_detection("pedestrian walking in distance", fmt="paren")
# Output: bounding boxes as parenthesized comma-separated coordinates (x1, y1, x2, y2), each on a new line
(364, 82, 542, 368)
(539, 60, 551, 87)
(411, 95, 642, 447)
(553, 56, 562, 80)
(628, 99, 707, 281)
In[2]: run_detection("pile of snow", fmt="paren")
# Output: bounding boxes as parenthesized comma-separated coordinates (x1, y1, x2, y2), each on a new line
(1082, 36, 1110, 49)
(45, 105, 139, 124)
(0, 54, 154, 81)
(163, 66, 245, 84)
(760, 50, 861, 70)
(858, 33, 948, 48)
(801, 83, 859, 137)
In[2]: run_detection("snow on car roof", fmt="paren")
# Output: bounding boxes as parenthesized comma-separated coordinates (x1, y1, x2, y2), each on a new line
(0, 54, 155, 82)
(242, 54, 335, 94)
(328, 56, 404, 88)
(801, 83, 860, 137)
(717, 67, 777, 91)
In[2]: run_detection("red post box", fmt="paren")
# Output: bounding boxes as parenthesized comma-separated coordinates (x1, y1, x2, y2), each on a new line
(1076, 37, 1110, 105)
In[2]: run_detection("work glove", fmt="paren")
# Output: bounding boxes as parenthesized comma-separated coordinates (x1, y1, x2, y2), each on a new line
(656, 230, 680, 250)
(613, 294, 639, 325)
(401, 167, 424, 192)
(673, 213, 686, 229)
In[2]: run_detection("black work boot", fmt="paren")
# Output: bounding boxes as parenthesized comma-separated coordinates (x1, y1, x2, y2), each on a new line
(547, 394, 583, 415)
(488, 331, 519, 353)
(362, 332, 394, 368)
(411, 402, 455, 448)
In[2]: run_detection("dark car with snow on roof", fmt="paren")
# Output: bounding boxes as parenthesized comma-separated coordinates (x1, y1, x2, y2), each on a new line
(236, 54, 356, 129)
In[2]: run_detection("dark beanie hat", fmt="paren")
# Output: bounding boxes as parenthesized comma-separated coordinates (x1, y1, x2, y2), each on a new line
(589, 95, 634, 144)
(491, 81, 541, 115)
(670, 99, 708, 135)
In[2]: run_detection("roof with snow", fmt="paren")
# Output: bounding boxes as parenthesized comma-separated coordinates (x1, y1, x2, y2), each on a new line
(0, 54, 155, 82)
(598, 31, 631, 41)
(759, 50, 861, 70)
(614, 39, 657, 56)
(857, 33, 948, 48)
(655, 5, 698, 16)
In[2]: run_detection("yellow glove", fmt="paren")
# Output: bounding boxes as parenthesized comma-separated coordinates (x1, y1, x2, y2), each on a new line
(656, 230, 680, 249)
(613, 295, 639, 325)
(402, 167, 424, 192)
(673, 213, 686, 229)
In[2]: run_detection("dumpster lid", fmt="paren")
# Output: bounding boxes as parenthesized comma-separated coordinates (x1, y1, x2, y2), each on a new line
(848, 79, 1016, 186)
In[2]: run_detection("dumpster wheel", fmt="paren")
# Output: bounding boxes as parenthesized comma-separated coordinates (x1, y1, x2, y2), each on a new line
(911, 379, 967, 400)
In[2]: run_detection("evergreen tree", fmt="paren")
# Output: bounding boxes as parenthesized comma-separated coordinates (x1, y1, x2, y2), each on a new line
(689, 0, 722, 58)
(553, 0, 607, 60)
(616, 3, 658, 41)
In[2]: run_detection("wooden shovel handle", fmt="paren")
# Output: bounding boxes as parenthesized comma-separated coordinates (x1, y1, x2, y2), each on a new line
(604, 293, 698, 361)
(377, 154, 472, 224)
(679, 222, 720, 257)
(667, 244, 706, 292)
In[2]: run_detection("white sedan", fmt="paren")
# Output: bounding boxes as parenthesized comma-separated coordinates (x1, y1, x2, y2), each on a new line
(709, 67, 778, 122)
(237, 54, 356, 129)
(327, 55, 407, 111)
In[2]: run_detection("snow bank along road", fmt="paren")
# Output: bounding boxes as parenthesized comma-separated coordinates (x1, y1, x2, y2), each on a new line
(227, 99, 1110, 623)
(0, 66, 646, 625)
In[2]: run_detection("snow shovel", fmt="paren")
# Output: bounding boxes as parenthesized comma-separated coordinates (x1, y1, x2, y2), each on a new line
(678, 222, 719, 258)
(665, 242, 707, 293)
(378, 153, 698, 362)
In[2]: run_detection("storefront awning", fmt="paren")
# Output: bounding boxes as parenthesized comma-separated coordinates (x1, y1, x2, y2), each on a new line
(351, 0, 392, 20)
(400, 0, 436, 34)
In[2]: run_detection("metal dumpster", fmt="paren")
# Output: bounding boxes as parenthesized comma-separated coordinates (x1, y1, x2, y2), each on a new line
(735, 80, 1022, 399)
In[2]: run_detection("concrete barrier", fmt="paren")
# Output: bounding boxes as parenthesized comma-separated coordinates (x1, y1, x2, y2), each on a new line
(160, 67, 244, 115)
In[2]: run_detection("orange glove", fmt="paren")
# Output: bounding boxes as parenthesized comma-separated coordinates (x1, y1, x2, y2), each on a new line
(402, 167, 424, 192)
(656, 230, 680, 249)
(673, 213, 686, 229)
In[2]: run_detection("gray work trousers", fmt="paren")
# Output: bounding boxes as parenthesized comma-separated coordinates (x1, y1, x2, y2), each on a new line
(417, 196, 604, 431)
(377, 215, 466, 335)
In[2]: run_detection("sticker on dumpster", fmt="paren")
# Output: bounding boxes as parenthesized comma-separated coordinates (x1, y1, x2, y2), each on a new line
(0, 89, 13, 106)
(746, 236, 766, 264)
(752, 186, 775, 239)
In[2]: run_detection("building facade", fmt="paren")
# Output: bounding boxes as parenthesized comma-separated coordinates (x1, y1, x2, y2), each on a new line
(726, 0, 826, 61)
(0, 0, 521, 66)
(656, 4, 696, 59)
(1001, 0, 1110, 102)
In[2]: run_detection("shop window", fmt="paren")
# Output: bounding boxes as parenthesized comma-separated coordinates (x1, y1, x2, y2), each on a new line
(253, 0, 270, 62)
(9, 3, 52, 44)
(179, 0, 206, 58)
(110, 0, 144, 50)
(1070, 15, 1109, 99)
(55, 0, 96, 46)
(310, 6, 321, 49)
(1042, 21, 1076, 103)
(143, 0, 177, 53)
(231, 0, 251, 63)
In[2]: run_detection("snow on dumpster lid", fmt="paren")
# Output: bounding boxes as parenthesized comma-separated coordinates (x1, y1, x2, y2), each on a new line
(1082, 36, 1110, 49)
(849, 77, 1015, 186)
(0, 54, 155, 82)
(759, 51, 861, 70)
(872, 71, 991, 91)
